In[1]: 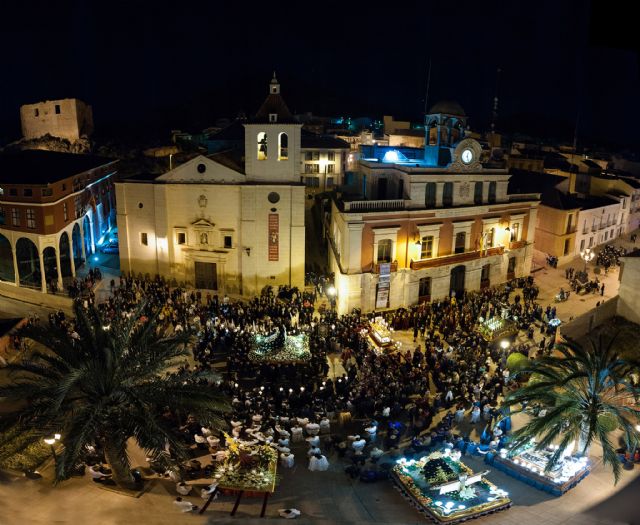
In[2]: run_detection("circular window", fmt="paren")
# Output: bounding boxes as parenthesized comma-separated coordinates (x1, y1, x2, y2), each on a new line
(268, 192, 280, 204)
(138, 202, 144, 209)
(197, 163, 207, 174)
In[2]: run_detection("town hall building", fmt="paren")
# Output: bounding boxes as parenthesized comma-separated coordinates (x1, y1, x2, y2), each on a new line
(116, 76, 305, 296)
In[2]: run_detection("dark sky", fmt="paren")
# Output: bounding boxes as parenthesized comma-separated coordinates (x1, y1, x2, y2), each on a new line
(1, 0, 639, 147)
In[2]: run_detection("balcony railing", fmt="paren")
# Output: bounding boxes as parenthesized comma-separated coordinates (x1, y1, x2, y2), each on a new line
(508, 240, 528, 250)
(373, 261, 399, 273)
(343, 199, 405, 212)
(410, 246, 504, 270)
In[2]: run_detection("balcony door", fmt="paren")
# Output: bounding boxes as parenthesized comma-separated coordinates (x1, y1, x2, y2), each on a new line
(450, 265, 466, 298)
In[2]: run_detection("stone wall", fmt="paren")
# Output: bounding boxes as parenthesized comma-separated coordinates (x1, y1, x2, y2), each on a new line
(20, 99, 93, 141)
(559, 296, 618, 340)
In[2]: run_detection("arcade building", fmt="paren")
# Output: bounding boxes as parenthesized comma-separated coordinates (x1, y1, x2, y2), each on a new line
(327, 101, 540, 315)
(0, 150, 117, 293)
(116, 76, 305, 296)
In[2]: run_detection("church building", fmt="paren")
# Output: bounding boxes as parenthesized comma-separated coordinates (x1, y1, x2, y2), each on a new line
(116, 76, 305, 296)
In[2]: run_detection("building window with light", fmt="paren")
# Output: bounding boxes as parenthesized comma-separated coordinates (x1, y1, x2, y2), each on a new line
(485, 228, 495, 247)
(328, 151, 335, 161)
(377, 239, 393, 263)
(140, 232, 148, 246)
(420, 235, 434, 259)
(11, 208, 20, 227)
(26, 209, 36, 229)
(63, 202, 68, 221)
(510, 222, 520, 242)
(305, 177, 319, 187)
(327, 164, 335, 173)
(257, 132, 267, 160)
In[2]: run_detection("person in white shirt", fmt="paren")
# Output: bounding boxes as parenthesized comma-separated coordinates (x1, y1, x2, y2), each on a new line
(89, 464, 111, 483)
(174, 497, 198, 513)
(176, 482, 191, 495)
(305, 421, 320, 436)
(308, 453, 329, 472)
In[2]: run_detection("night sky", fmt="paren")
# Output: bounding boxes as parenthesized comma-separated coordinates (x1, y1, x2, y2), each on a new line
(1, 0, 638, 147)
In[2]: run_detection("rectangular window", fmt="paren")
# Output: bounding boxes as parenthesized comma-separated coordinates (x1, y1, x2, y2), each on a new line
(488, 181, 497, 204)
(42, 188, 53, 197)
(224, 235, 233, 249)
(443, 182, 453, 207)
(485, 228, 495, 248)
(62, 183, 67, 191)
(304, 177, 320, 187)
(177, 232, 186, 245)
(141, 232, 148, 246)
(508, 256, 516, 274)
(327, 164, 335, 173)
(474, 181, 483, 205)
(312, 151, 320, 161)
(328, 151, 335, 161)
(604, 231, 608, 241)
(425, 182, 436, 207)
(420, 235, 434, 259)
(326, 176, 335, 187)
(418, 277, 431, 300)
(312, 164, 319, 173)
(23, 188, 33, 197)
(564, 238, 570, 255)
(0, 207, 4, 225)
(510, 222, 520, 242)
(26, 209, 36, 229)
(9, 188, 17, 196)
(55, 104, 61, 114)
(34, 108, 39, 117)
(0, 187, 3, 195)
(377, 239, 392, 263)
(305, 152, 312, 161)
(11, 208, 20, 226)
(589, 237, 593, 248)
(63, 202, 68, 221)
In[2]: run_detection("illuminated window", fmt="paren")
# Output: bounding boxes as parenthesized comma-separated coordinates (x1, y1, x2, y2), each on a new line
(257, 132, 267, 160)
(26, 209, 36, 229)
(377, 239, 392, 263)
(326, 176, 334, 187)
(420, 235, 434, 259)
(0, 187, 3, 195)
(327, 164, 335, 173)
(140, 232, 148, 246)
(510, 222, 520, 242)
(305, 164, 320, 174)
(278, 132, 288, 160)
(11, 208, 20, 226)
(304, 177, 319, 187)
(485, 228, 494, 247)
(328, 152, 335, 161)
(63, 202, 68, 221)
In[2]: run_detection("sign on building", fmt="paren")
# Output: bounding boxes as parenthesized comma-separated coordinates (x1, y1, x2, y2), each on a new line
(375, 263, 391, 309)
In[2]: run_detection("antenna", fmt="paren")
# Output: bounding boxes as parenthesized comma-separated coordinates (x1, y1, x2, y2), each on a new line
(491, 67, 501, 132)
(423, 58, 432, 115)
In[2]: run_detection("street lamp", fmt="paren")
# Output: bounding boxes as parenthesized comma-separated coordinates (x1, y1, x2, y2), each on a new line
(327, 285, 337, 312)
(580, 248, 595, 272)
(43, 434, 61, 463)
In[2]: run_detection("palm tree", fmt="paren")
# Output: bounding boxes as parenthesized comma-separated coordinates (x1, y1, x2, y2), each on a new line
(0, 302, 229, 489)
(503, 333, 640, 483)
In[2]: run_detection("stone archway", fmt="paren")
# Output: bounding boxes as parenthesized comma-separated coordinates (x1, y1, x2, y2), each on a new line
(59, 232, 73, 278)
(16, 238, 40, 289)
(0, 233, 15, 283)
(42, 246, 58, 292)
(72, 223, 84, 268)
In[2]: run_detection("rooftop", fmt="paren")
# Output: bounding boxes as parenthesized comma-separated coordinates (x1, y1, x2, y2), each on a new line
(0, 150, 116, 185)
(301, 133, 350, 149)
(507, 169, 565, 194)
(428, 100, 466, 117)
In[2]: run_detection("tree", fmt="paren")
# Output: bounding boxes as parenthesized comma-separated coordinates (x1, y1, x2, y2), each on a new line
(0, 303, 229, 489)
(503, 333, 640, 483)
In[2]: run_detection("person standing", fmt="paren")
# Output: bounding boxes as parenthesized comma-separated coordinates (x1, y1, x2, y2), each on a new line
(601, 283, 605, 296)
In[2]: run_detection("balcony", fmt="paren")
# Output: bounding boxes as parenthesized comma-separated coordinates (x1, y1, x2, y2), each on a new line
(373, 261, 399, 273)
(342, 199, 405, 212)
(410, 246, 504, 270)
(508, 240, 528, 250)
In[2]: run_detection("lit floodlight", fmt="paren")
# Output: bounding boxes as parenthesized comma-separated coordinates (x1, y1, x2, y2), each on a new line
(500, 340, 510, 349)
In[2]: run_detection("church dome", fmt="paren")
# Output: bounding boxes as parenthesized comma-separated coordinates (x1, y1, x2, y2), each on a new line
(428, 100, 466, 117)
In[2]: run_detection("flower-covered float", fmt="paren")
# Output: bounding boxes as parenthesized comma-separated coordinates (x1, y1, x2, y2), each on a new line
(485, 440, 590, 496)
(392, 450, 511, 523)
(248, 326, 311, 364)
(363, 317, 401, 354)
(476, 316, 517, 343)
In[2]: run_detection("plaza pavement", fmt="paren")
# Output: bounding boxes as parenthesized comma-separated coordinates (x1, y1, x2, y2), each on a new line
(1, 233, 639, 524)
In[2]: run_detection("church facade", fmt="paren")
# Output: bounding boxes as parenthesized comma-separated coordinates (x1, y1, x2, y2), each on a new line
(327, 101, 540, 314)
(116, 76, 305, 296)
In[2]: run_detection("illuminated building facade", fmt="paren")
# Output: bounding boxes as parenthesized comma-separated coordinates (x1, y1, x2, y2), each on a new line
(116, 76, 305, 296)
(326, 102, 540, 314)
(0, 150, 117, 292)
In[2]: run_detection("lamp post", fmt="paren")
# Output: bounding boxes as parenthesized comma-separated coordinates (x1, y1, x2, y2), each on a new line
(43, 433, 61, 463)
(580, 248, 594, 272)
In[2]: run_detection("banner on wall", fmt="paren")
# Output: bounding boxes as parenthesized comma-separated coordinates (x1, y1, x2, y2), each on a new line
(268, 213, 279, 261)
(375, 263, 391, 309)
